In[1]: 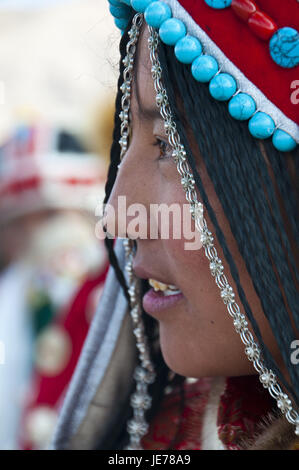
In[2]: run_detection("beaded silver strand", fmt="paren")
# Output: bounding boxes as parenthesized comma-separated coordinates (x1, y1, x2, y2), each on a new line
(118, 14, 156, 450)
(147, 24, 299, 436)
(123, 238, 156, 450)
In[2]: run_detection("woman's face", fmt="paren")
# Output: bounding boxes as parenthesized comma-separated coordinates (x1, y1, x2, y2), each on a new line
(107, 27, 283, 379)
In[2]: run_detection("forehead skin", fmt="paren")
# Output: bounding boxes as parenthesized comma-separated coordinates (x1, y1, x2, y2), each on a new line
(133, 26, 161, 124)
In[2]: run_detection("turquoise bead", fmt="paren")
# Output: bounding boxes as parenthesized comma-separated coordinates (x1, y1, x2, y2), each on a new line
(109, 0, 122, 6)
(131, 0, 153, 12)
(114, 17, 129, 30)
(159, 18, 186, 46)
(269, 27, 299, 68)
(191, 55, 218, 82)
(109, 4, 130, 18)
(204, 0, 232, 8)
(248, 112, 275, 139)
(145, 1, 172, 29)
(272, 129, 297, 152)
(228, 93, 256, 121)
(121, 0, 131, 5)
(209, 73, 237, 101)
(174, 35, 202, 64)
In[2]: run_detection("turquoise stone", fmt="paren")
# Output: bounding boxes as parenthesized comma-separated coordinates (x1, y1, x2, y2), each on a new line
(131, 0, 153, 13)
(228, 93, 256, 120)
(209, 73, 237, 101)
(114, 17, 129, 30)
(159, 18, 186, 46)
(269, 27, 299, 68)
(191, 55, 218, 82)
(272, 129, 297, 152)
(248, 112, 275, 139)
(175, 35, 202, 64)
(121, 0, 131, 5)
(109, 0, 122, 6)
(145, 1, 172, 29)
(109, 4, 130, 18)
(204, 0, 232, 8)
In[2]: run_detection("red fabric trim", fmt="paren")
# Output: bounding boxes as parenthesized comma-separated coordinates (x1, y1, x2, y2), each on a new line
(142, 375, 274, 450)
(178, 0, 299, 124)
(142, 379, 212, 450)
(217, 375, 274, 449)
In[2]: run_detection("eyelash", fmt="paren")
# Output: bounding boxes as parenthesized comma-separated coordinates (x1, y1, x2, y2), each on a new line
(154, 138, 172, 160)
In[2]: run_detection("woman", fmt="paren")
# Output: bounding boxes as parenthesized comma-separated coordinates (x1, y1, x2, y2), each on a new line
(51, 0, 299, 450)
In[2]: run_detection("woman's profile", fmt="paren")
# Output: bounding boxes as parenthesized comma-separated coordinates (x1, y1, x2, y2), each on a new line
(51, 0, 299, 450)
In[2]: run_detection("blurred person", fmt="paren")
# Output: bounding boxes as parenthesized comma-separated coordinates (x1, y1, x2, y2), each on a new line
(0, 124, 109, 449)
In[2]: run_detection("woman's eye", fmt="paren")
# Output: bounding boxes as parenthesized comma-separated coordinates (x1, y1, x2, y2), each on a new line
(154, 138, 172, 160)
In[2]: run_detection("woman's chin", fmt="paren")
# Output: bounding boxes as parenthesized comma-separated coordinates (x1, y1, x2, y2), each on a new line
(158, 324, 205, 377)
(158, 323, 257, 379)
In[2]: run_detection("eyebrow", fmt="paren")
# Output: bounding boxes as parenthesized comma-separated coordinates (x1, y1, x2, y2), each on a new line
(136, 102, 162, 122)
(134, 55, 189, 130)
(135, 92, 190, 134)
(134, 65, 163, 122)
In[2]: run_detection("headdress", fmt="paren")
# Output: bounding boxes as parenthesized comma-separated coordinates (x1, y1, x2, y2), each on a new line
(110, 0, 299, 149)
(106, 0, 299, 450)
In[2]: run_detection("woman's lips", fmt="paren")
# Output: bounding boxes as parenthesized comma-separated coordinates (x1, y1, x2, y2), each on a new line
(142, 287, 185, 317)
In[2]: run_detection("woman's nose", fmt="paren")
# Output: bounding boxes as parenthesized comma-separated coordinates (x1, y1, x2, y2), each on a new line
(104, 157, 151, 239)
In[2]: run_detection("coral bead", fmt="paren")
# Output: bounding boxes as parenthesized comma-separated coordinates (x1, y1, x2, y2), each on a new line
(159, 18, 186, 46)
(248, 112, 275, 139)
(144, 1, 172, 29)
(231, 0, 256, 22)
(175, 36, 202, 64)
(191, 55, 218, 82)
(131, 0, 153, 13)
(248, 11, 278, 41)
(228, 93, 256, 120)
(272, 129, 297, 152)
(209, 73, 237, 101)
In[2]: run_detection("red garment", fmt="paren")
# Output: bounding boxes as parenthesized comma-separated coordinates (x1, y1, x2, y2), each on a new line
(142, 375, 274, 450)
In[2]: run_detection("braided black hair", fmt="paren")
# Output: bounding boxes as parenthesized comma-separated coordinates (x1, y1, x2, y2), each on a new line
(158, 39, 299, 405)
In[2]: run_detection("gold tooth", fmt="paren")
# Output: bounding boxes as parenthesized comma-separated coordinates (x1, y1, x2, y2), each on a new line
(149, 279, 167, 291)
(149, 278, 178, 292)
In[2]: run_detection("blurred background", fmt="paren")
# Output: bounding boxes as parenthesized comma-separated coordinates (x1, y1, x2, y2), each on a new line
(0, 0, 119, 449)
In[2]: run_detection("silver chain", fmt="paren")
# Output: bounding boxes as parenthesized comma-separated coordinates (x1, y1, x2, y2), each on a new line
(123, 238, 156, 450)
(118, 14, 156, 450)
(147, 24, 299, 435)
